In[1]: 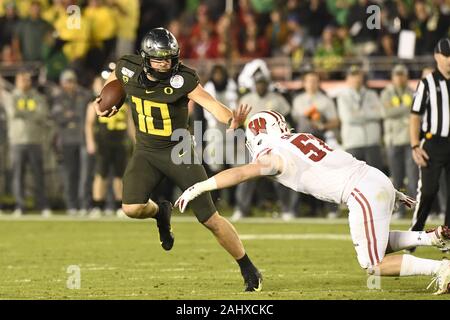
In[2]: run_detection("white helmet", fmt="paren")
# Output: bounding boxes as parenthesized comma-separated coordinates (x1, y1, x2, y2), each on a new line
(245, 110, 290, 157)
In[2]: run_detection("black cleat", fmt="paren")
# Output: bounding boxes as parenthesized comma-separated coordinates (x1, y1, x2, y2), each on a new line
(242, 268, 263, 292)
(155, 201, 174, 251)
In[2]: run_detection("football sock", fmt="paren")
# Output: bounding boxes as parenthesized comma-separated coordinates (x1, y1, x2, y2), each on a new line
(237, 253, 255, 271)
(92, 200, 105, 210)
(388, 231, 432, 252)
(400, 254, 442, 276)
(114, 200, 122, 210)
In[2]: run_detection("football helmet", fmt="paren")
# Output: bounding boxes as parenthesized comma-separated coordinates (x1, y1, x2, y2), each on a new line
(140, 27, 180, 80)
(245, 110, 289, 157)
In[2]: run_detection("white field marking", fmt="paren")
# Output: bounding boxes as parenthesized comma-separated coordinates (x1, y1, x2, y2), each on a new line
(0, 215, 423, 226)
(240, 233, 351, 241)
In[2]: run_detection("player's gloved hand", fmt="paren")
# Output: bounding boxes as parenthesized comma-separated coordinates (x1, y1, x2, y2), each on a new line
(228, 104, 252, 130)
(93, 97, 119, 118)
(394, 190, 417, 210)
(174, 184, 203, 213)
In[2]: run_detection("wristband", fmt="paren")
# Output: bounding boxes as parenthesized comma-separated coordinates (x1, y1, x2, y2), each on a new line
(411, 145, 419, 150)
(196, 177, 218, 193)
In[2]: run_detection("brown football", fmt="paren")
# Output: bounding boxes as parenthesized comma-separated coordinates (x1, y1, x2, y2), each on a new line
(98, 79, 126, 112)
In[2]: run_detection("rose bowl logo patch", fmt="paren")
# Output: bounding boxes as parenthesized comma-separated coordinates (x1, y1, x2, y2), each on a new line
(170, 75, 184, 89)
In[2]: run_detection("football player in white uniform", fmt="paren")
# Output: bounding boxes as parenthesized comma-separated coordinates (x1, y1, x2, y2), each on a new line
(175, 110, 450, 295)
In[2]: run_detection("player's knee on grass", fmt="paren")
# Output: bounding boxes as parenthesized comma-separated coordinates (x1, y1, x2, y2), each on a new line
(122, 203, 147, 219)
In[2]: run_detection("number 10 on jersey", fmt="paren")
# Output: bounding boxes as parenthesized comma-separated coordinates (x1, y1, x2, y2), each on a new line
(131, 96, 172, 136)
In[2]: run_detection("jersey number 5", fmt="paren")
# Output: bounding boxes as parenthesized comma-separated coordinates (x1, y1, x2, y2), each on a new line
(131, 96, 172, 136)
(288, 133, 332, 162)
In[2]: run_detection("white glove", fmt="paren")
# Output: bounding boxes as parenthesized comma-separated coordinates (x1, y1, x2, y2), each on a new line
(394, 190, 417, 210)
(175, 184, 203, 213)
(175, 178, 218, 213)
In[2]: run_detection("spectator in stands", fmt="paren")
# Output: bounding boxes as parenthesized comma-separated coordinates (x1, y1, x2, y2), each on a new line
(292, 70, 339, 143)
(0, 1, 20, 60)
(282, 14, 307, 71)
(3, 71, 52, 217)
(326, 0, 352, 27)
(13, 1, 53, 62)
(313, 25, 345, 79)
(84, 0, 118, 78)
(189, 4, 215, 53)
(265, 9, 289, 57)
(302, 0, 335, 50)
(240, 13, 270, 58)
(346, 0, 379, 56)
(51, 70, 91, 215)
(380, 64, 418, 219)
(111, 0, 140, 58)
(410, 0, 449, 56)
(189, 27, 219, 59)
(232, 72, 296, 221)
(52, 1, 90, 78)
(215, 13, 240, 59)
(337, 65, 384, 170)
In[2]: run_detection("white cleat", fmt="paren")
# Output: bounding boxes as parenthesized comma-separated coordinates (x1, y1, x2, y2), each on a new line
(427, 226, 450, 251)
(12, 209, 23, 217)
(281, 212, 295, 221)
(89, 208, 102, 219)
(327, 211, 338, 219)
(116, 208, 128, 219)
(230, 210, 244, 222)
(427, 259, 450, 295)
(41, 209, 52, 218)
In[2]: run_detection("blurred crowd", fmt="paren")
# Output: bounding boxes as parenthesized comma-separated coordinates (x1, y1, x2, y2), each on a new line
(0, 0, 450, 84)
(0, 0, 449, 219)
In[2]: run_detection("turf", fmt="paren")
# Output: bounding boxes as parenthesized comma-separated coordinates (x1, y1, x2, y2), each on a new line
(0, 215, 448, 300)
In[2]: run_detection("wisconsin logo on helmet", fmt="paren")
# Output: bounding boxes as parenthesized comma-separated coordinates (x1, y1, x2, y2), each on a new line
(140, 27, 180, 81)
(245, 110, 289, 156)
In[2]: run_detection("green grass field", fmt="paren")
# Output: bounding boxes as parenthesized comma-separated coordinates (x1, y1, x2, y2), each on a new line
(0, 214, 448, 300)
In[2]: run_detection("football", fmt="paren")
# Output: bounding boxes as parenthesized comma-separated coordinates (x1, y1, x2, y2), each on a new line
(98, 79, 126, 112)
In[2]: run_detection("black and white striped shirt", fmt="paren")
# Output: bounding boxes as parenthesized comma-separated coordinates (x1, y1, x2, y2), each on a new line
(411, 70, 450, 138)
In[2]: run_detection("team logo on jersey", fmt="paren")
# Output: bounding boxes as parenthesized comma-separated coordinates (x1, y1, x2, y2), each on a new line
(170, 75, 184, 89)
(121, 67, 135, 78)
(122, 76, 129, 83)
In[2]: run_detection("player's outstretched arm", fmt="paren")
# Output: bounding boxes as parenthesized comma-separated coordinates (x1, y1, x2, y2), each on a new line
(188, 84, 251, 129)
(175, 153, 283, 213)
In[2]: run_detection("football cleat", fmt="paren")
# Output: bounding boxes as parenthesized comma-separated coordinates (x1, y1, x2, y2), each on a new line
(156, 201, 174, 251)
(427, 259, 450, 295)
(242, 268, 263, 292)
(427, 226, 450, 251)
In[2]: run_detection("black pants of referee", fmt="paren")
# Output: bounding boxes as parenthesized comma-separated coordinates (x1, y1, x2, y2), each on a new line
(411, 137, 450, 230)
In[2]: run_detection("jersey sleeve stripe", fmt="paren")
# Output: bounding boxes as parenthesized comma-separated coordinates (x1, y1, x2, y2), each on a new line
(411, 80, 425, 113)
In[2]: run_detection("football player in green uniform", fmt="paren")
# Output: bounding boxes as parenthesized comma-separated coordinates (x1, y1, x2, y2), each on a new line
(93, 28, 261, 291)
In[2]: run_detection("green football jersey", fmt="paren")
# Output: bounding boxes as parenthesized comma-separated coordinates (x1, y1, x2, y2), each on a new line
(115, 54, 199, 149)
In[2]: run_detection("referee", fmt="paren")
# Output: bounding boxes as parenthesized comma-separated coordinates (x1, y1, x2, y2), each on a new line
(410, 38, 450, 233)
